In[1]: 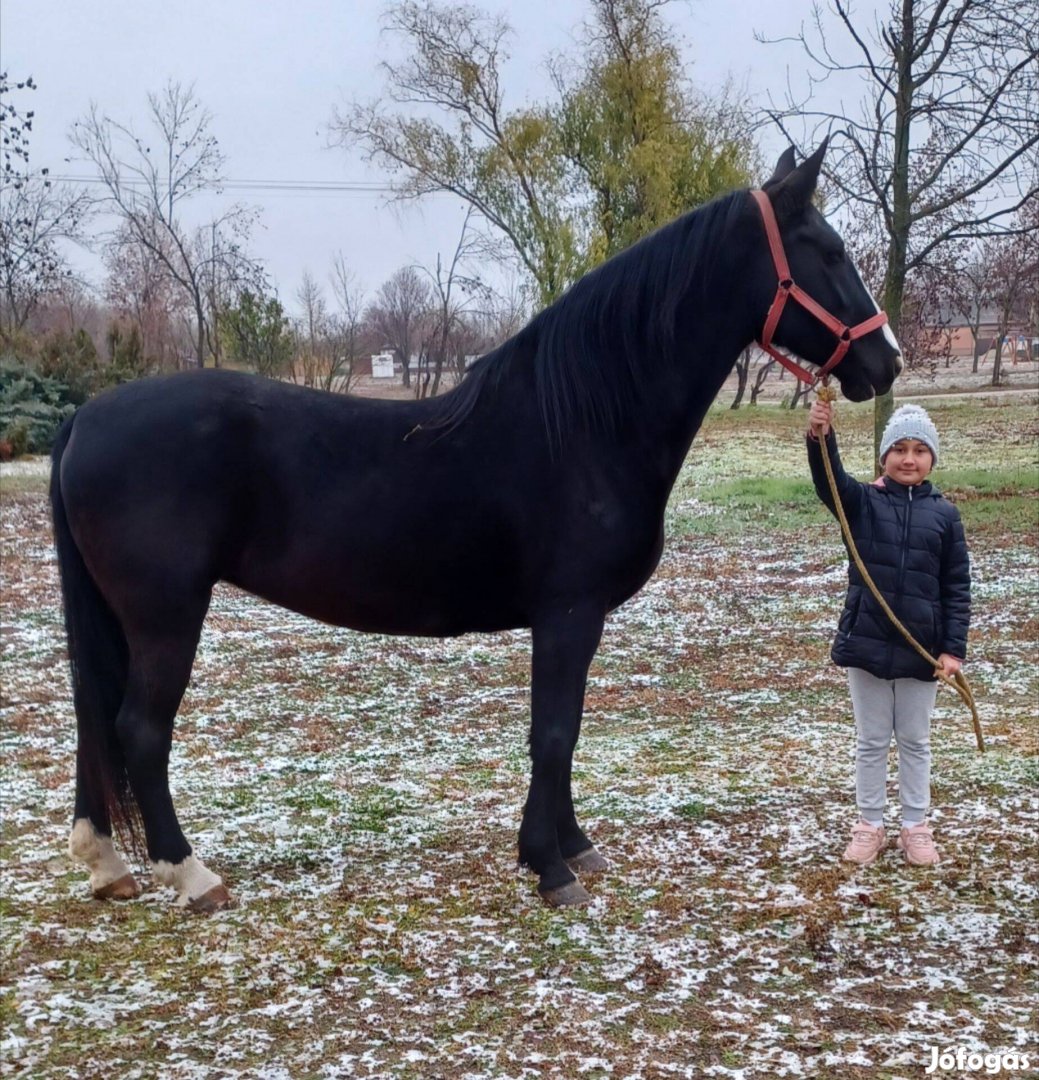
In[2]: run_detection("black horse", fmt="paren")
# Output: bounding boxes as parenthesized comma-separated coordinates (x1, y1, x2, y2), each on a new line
(52, 145, 900, 910)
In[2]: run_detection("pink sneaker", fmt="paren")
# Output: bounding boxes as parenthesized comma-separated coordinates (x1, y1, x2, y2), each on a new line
(842, 821, 886, 865)
(897, 823, 940, 866)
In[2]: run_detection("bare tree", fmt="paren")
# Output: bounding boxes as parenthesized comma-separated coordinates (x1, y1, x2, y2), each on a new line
(901, 278, 940, 375)
(70, 81, 259, 367)
(1, 74, 92, 335)
(949, 246, 995, 373)
(750, 356, 777, 405)
(369, 265, 431, 388)
(478, 271, 529, 347)
(104, 222, 189, 370)
(762, 0, 1039, 454)
(731, 348, 753, 409)
(286, 264, 369, 394)
(290, 270, 328, 388)
(789, 378, 813, 410)
(325, 253, 367, 394)
(414, 209, 484, 398)
(984, 205, 1039, 385)
(196, 218, 263, 368)
(49, 277, 100, 339)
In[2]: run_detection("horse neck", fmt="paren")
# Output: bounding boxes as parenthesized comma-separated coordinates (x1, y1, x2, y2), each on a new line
(621, 295, 754, 491)
(590, 200, 759, 487)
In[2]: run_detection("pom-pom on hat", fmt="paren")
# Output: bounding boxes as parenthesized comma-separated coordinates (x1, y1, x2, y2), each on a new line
(879, 404, 939, 465)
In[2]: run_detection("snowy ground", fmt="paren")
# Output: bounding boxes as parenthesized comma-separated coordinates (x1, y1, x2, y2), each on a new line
(2, 402, 1036, 1079)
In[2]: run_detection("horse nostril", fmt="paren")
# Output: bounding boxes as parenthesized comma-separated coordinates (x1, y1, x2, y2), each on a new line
(895, 353, 905, 375)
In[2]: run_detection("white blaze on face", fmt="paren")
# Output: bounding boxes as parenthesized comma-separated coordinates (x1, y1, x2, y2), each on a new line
(153, 854, 223, 906)
(852, 262, 903, 368)
(69, 818, 133, 891)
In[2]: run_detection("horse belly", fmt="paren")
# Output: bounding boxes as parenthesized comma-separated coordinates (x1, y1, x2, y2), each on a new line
(234, 563, 521, 636)
(225, 498, 528, 636)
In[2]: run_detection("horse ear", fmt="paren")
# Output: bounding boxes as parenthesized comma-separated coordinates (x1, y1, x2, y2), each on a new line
(767, 138, 829, 219)
(763, 147, 797, 189)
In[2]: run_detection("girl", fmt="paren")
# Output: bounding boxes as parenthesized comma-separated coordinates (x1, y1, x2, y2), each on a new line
(807, 401, 971, 867)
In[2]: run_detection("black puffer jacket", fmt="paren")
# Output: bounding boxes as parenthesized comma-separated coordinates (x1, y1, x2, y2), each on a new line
(807, 432, 971, 681)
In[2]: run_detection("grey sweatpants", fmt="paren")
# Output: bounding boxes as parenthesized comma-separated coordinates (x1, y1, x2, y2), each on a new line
(847, 667, 938, 825)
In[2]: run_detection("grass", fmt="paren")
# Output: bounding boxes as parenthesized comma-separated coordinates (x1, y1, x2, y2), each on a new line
(0, 472, 48, 498)
(671, 475, 825, 535)
(670, 467, 1038, 538)
(664, 400, 1038, 539)
(1, 394, 1036, 1079)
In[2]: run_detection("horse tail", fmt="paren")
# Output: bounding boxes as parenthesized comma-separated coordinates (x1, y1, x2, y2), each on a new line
(50, 417, 141, 853)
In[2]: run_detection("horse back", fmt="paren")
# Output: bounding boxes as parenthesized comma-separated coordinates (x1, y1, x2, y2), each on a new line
(58, 371, 550, 634)
(59, 369, 669, 636)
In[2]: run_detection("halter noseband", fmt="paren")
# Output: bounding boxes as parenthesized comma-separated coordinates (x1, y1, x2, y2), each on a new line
(750, 188, 890, 385)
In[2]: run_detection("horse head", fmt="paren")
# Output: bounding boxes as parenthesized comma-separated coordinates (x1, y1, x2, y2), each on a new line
(749, 142, 903, 401)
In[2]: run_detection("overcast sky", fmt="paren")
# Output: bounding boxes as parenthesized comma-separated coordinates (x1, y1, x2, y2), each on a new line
(2, 0, 877, 314)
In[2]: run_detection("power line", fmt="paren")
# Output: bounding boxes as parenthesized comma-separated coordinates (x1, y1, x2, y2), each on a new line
(45, 174, 438, 197)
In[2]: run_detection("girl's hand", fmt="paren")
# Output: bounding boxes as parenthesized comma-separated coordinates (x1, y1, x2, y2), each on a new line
(809, 400, 833, 437)
(936, 653, 963, 679)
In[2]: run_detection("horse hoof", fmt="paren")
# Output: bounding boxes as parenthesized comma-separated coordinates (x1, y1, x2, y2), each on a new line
(187, 884, 234, 913)
(565, 847, 609, 875)
(540, 880, 592, 908)
(93, 874, 141, 901)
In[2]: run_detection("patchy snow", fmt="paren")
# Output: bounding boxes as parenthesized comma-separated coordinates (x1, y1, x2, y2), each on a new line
(0, 455, 51, 479)
(2, 404, 1036, 1078)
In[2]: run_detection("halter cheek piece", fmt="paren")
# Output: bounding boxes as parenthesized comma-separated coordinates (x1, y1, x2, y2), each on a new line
(750, 188, 890, 385)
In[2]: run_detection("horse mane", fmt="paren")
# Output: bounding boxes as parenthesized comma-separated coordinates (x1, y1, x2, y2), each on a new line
(430, 189, 747, 447)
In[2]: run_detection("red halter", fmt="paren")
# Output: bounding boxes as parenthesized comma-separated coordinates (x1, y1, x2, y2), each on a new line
(750, 188, 890, 385)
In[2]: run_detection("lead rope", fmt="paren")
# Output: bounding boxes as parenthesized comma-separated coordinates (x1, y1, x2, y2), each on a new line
(814, 383, 985, 752)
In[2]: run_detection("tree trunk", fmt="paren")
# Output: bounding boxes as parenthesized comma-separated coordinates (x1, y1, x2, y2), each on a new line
(211, 305, 223, 369)
(873, 0, 915, 474)
(789, 380, 811, 409)
(731, 349, 750, 408)
(195, 303, 206, 369)
(874, 270, 904, 472)
(750, 358, 775, 405)
(991, 331, 1005, 386)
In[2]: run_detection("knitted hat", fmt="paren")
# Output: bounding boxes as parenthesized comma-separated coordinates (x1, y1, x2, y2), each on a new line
(879, 404, 940, 465)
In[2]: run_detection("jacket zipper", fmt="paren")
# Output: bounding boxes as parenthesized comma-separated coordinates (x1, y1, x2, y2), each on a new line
(889, 486, 913, 669)
(898, 486, 913, 590)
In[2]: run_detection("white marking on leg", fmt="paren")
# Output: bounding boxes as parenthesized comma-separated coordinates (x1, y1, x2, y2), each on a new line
(153, 854, 222, 907)
(853, 263, 903, 360)
(69, 818, 133, 892)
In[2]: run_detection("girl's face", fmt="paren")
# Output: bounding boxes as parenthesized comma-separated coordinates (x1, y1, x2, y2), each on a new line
(883, 438, 934, 485)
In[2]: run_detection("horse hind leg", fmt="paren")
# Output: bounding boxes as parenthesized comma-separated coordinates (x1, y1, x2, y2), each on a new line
(116, 605, 232, 912)
(60, 561, 140, 899)
(69, 785, 140, 901)
(69, 684, 140, 899)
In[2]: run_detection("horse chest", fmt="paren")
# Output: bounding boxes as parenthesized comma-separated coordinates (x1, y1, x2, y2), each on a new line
(540, 488, 666, 612)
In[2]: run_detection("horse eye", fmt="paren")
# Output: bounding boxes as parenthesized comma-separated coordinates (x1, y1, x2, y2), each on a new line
(824, 247, 846, 266)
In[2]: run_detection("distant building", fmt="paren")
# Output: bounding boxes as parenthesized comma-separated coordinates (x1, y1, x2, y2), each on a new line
(371, 352, 395, 378)
(928, 303, 1036, 363)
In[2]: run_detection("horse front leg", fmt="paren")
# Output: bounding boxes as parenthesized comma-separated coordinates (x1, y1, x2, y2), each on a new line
(558, 756, 609, 875)
(519, 605, 604, 907)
